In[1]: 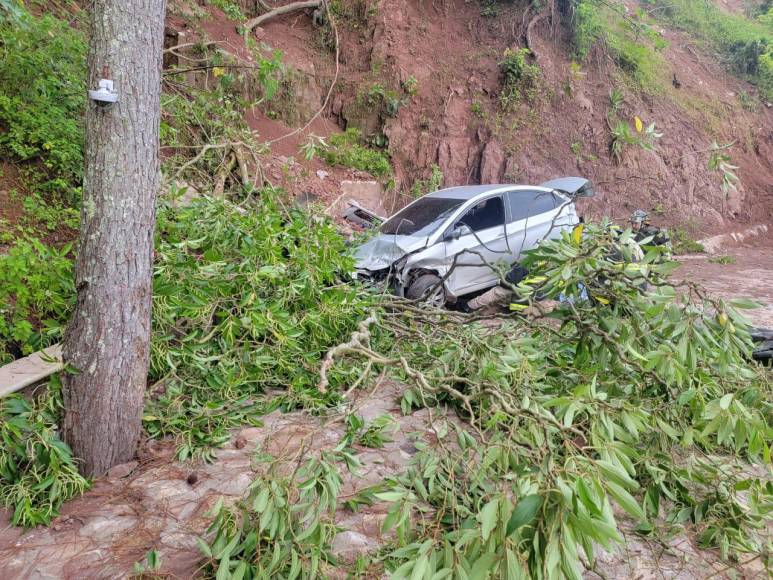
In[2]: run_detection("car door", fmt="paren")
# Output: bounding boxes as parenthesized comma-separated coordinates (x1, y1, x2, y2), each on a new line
(443, 195, 510, 296)
(505, 190, 568, 261)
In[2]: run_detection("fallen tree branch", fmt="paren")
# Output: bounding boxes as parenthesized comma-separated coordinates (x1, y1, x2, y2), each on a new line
(244, 0, 321, 32)
(318, 314, 378, 393)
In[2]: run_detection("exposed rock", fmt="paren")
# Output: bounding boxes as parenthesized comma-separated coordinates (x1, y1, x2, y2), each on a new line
(328, 180, 386, 218)
(480, 140, 505, 184)
(330, 531, 374, 564)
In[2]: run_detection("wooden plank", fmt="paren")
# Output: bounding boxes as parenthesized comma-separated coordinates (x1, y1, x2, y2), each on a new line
(0, 344, 63, 398)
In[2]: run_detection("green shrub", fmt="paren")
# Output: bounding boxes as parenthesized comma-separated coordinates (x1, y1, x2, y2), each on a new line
(672, 226, 705, 254)
(410, 164, 443, 197)
(0, 238, 74, 363)
(498, 47, 542, 109)
(0, 11, 86, 203)
(319, 128, 392, 177)
(206, 0, 245, 21)
(572, 0, 666, 90)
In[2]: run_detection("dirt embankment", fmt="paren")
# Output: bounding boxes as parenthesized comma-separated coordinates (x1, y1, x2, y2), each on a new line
(177, 0, 773, 234)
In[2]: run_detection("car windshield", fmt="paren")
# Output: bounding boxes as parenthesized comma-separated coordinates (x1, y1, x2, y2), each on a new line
(380, 197, 465, 237)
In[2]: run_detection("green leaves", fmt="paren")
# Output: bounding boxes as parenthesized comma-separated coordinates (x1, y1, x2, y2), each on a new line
(201, 455, 342, 579)
(0, 10, 86, 202)
(358, 222, 771, 577)
(146, 191, 372, 458)
(0, 377, 89, 527)
(478, 498, 499, 541)
(506, 495, 542, 535)
(0, 237, 74, 363)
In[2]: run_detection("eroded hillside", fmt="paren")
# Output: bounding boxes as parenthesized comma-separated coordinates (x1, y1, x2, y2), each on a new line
(164, 0, 773, 232)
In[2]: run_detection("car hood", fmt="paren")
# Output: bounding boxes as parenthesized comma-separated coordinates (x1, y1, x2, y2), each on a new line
(354, 234, 430, 271)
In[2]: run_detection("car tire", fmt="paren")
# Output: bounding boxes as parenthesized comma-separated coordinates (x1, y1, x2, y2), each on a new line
(406, 274, 445, 306)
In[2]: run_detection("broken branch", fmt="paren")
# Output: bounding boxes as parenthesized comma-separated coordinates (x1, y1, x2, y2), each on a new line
(244, 0, 321, 33)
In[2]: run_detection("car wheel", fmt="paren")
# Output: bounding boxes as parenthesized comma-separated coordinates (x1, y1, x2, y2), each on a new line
(406, 274, 445, 307)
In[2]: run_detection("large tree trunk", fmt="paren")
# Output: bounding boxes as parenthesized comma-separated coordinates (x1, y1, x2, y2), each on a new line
(62, 0, 167, 477)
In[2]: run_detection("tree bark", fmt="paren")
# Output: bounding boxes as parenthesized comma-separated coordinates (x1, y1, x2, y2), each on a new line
(62, 0, 167, 477)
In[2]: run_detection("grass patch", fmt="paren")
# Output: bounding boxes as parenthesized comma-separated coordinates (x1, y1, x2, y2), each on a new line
(672, 226, 706, 254)
(572, 0, 669, 91)
(709, 254, 737, 264)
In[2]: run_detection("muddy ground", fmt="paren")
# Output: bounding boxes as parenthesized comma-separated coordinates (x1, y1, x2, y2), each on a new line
(676, 241, 773, 329)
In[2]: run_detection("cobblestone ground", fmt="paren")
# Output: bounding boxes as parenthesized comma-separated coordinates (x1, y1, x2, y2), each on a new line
(0, 386, 768, 578)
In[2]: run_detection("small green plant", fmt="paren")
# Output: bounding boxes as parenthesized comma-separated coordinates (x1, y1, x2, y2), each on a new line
(471, 100, 485, 118)
(402, 74, 419, 97)
(709, 255, 736, 264)
(318, 128, 392, 177)
(344, 413, 396, 448)
(737, 89, 760, 111)
(570, 141, 596, 162)
(608, 87, 625, 115)
(707, 142, 740, 193)
(132, 549, 162, 577)
(206, 0, 245, 21)
(607, 95, 662, 163)
(672, 226, 706, 254)
(300, 134, 328, 161)
(498, 47, 542, 110)
(409, 164, 444, 197)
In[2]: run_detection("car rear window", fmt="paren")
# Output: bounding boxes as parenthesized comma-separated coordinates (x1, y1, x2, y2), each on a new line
(380, 197, 465, 236)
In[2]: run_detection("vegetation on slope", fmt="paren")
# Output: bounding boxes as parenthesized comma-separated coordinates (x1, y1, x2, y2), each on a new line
(0, 10, 85, 204)
(643, 0, 773, 98)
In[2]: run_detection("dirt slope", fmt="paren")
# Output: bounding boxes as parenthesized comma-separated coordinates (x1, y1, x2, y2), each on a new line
(180, 0, 773, 234)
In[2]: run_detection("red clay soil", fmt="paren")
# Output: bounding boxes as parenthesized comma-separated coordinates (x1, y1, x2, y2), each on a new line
(188, 0, 773, 231)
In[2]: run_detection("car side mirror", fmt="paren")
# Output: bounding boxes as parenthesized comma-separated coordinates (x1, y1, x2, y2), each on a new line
(445, 224, 472, 240)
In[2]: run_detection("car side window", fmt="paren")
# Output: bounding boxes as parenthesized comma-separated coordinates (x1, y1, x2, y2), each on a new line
(507, 190, 556, 222)
(456, 196, 505, 232)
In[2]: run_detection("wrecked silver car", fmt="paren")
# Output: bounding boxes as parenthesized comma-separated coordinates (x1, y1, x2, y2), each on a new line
(353, 177, 593, 303)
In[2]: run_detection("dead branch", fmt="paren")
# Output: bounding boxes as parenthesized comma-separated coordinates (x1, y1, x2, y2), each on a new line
(163, 40, 220, 54)
(525, 12, 548, 54)
(318, 314, 378, 393)
(244, 0, 321, 33)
